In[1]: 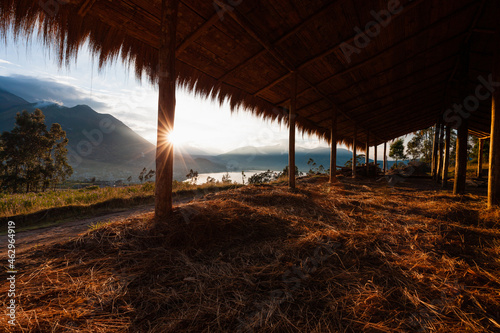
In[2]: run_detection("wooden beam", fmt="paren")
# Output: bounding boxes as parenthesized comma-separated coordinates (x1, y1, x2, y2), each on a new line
(176, 14, 220, 56)
(478, 138, 484, 178)
(374, 144, 378, 170)
(221, 1, 342, 88)
(155, 0, 179, 220)
(454, 120, 468, 195)
(431, 122, 440, 179)
(383, 142, 387, 173)
(276, 32, 465, 108)
(214, 0, 380, 141)
(488, 25, 500, 208)
(436, 122, 445, 183)
(301, 62, 452, 121)
(447, 0, 487, 83)
(330, 110, 337, 183)
(352, 126, 357, 179)
(365, 132, 370, 176)
(442, 125, 451, 188)
(298, 0, 427, 71)
(77, 0, 97, 17)
(289, 71, 297, 189)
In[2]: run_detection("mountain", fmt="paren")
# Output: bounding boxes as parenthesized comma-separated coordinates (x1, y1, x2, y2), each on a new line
(0, 89, 224, 181)
(0, 88, 362, 182)
(215, 143, 353, 172)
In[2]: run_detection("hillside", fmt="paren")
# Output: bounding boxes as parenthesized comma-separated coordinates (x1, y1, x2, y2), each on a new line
(0, 89, 224, 181)
(1, 176, 499, 332)
(214, 142, 353, 171)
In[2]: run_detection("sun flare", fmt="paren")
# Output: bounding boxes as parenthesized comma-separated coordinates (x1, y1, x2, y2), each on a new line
(166, 130, 190, 147)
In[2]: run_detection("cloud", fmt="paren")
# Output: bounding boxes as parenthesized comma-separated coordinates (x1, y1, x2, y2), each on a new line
(0, 74, 108, 111)
(0, 59, 15, 65)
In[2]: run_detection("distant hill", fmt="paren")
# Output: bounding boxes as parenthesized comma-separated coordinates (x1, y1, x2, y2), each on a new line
(214, 142, 353, 172)
(0, 88, 374, 182)
(0, 89, 224, 181)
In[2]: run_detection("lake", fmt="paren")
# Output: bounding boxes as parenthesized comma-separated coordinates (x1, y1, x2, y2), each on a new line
(185, 170, 280, 185)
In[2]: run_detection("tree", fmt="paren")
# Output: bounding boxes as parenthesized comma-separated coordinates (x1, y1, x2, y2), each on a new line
(186, 169, 199, 184)
(389, 139, 407, 166)
(221, 172, 232, 184)
(407, 134, 423, 161)
(138, 168, 147, 183)
(0, 109, 72, 193)
(344, 154, 365, 168)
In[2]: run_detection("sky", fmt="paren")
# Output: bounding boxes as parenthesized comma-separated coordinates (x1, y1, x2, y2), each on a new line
(0, 30, 395, 157)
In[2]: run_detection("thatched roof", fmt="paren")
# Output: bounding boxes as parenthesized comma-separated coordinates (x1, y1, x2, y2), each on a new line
(0, 0, 497, 146)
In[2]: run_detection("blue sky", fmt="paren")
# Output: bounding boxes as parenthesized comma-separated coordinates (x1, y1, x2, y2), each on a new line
(0, 31, 336, 155)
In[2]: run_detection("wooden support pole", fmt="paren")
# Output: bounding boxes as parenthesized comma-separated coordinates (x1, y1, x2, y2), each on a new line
(155, 0, 179, 220)
(365, 132, 370, 176)
(431, 122, 440, 178)
(374, 144, 378, 168)
(289, 71, 297, 189)
(329, 110, 337, 183)
(442, 125, 451, 188)
(453, 120, 468, 195)
(488, 27, 500, 207)
(383, 142, 387, 173)
(478, 138, 484, 178)
(352, 126, 357, 179)
(437, 122, 445, 183)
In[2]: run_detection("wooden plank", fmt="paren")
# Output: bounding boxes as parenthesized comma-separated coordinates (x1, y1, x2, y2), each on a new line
(330, 110, 337, 183)
(437, 122, 445, 183)
(78, 0, 97, 17)
(478, 138, 484, 178)
(431, 122, 439, 179)
(442, 126, 452, 188)
(176, 14, 220, 56)
(352, 126, 357, 179)
(155, 0, 179, 220)
(213, 0, 381, 142)
(383, 142, 387, 173)
(289, 71, 297, 189)
(488, 25, 500, 208)
(365, 132, 370, 175)
(454, 120, 469, 195)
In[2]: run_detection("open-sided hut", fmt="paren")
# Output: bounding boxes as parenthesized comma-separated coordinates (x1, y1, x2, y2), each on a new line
(1, 0, 499, 216)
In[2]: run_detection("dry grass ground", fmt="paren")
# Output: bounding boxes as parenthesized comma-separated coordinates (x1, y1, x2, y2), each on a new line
(1, 175, 499, 332)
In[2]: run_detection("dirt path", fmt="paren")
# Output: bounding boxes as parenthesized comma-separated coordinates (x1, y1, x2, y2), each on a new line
(0, 205, 154, 254)
(0, 198, 190, 255)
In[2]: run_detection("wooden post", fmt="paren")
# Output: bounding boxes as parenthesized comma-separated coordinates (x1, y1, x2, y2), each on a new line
(352, 126, 357, 178)
(374, 144, 378, 168)
(477, 138, 484, 178)
(437, 122, 445, 183)
(329, 110, 337, 183)
(155, 0, 179, 220)
(453, 120, 468, 195)
(365, 132, 370, 176)
(289, 71, 297, 189)
(442, 125, 451, 188)
(489, 27, 500, 207)
(431, 122, 440, 178)
(383, 142, 387, 173)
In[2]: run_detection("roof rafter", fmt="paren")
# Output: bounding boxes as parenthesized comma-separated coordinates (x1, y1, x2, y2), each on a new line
(213, 0, 381, 140)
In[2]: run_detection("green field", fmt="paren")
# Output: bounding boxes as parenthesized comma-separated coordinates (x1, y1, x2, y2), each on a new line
(0, 181, 240, 219)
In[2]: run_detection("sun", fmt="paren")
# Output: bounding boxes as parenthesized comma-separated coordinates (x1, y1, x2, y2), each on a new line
(166, 130, 190, 147)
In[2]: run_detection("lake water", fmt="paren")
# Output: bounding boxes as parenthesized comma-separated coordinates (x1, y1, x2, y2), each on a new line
(185, 170, 280, 185)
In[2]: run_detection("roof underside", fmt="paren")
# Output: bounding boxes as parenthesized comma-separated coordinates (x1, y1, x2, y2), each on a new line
(0, 0, 498, 146)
